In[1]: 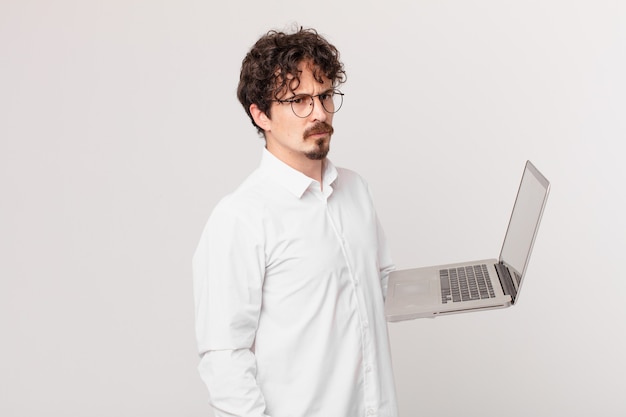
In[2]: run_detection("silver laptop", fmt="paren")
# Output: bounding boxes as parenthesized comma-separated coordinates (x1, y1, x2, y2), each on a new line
(385, 160, 550, 322)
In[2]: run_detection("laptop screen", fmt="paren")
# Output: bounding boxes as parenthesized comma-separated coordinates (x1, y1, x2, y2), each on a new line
(499, 161, 550, 291)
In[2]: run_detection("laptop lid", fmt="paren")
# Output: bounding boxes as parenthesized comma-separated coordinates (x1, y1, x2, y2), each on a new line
(498, 160, 550, 304)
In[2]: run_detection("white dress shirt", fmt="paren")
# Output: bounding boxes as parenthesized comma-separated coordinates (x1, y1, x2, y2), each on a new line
(193, 149, 398, 417)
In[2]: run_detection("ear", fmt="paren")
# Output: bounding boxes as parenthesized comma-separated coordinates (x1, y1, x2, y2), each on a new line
(250, 104, 271, 132)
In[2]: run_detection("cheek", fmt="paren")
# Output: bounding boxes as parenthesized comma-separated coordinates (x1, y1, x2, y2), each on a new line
(277, 120, 303, 142)
(289, 120, 308, 137)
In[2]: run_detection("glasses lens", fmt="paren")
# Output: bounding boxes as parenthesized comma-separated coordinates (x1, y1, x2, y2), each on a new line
(291, 96, 313, 118)
(325, 91, 343, 114)
(289, 91, 344, 118)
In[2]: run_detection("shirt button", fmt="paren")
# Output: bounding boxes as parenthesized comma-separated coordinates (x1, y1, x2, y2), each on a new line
(367, 408, 375, 415)
(365, 365, 372, 372)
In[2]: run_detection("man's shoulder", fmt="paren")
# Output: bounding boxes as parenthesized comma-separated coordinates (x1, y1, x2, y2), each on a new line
(214, 177, 263, 212)
(209, 169, 271, 220)
(336, 166, 364, 179)
(334, 166, 370, 189)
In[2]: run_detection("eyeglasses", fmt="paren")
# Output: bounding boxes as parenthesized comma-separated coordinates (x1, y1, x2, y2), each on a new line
(273, 89, 344, 118)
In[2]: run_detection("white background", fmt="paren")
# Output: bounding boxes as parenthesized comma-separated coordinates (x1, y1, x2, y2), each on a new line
(2, 1, 624, 416)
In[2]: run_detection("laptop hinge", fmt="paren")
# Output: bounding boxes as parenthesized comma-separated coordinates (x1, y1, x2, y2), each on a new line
(495, 262, 518, 302)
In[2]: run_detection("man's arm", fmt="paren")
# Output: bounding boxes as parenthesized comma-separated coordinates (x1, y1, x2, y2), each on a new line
(192, 197, 269, 417)
(375, 212, 396, 299)
(197, 350, 269, 417)
(364, 181, 395, 297)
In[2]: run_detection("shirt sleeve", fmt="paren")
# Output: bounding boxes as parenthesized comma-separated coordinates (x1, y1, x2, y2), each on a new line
(376, 212, 396, 299)
(363, 180, 396, 298)
(192, 196, 270, 417)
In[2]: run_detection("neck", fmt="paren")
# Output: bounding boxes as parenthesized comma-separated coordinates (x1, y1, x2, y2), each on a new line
(299, 159, 324, 184)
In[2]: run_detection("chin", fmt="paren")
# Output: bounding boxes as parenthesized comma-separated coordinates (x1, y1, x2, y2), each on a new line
(304, 138, 330, 160)
(305, 151, 328, 160)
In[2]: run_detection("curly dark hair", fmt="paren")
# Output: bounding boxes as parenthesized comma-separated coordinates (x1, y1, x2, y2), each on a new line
(237, 27, 347, 135)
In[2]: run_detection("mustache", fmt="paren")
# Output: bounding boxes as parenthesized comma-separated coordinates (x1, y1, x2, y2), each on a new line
(304, 122, 334, 138)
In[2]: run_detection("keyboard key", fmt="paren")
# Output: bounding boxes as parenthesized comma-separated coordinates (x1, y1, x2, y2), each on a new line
(439, 264, 495, 303)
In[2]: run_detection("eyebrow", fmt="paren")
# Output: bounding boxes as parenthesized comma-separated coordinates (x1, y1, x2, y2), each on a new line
(288, 88, 335, 98)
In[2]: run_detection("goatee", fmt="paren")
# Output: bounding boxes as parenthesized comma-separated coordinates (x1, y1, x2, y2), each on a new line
(304, 122, 333, 160)
(305, 139, 329, 160)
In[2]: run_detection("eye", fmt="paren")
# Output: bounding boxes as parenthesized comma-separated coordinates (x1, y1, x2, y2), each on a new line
(290, 95, 309, 104)
(319, 92, 333, 101)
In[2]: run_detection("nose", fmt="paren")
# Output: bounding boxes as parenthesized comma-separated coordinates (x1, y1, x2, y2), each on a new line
(310, 96, 328, 122)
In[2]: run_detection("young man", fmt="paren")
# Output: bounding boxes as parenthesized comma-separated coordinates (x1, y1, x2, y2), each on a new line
(193, 27, 399, 417)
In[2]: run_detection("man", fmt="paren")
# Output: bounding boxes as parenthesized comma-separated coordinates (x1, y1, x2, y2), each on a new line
(193, 27, 399, 417)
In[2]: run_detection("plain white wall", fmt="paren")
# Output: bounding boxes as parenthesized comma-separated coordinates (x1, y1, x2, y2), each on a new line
(1, 1, 624, 416)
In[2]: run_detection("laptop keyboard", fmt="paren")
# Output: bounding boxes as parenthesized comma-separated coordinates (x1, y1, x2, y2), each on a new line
(439, 264, 496, 303)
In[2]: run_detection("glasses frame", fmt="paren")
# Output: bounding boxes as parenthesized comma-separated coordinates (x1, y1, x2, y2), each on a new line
(273, 89, 344, 118)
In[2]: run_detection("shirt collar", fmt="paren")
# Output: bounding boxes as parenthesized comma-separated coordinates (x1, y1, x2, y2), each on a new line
(260, 148, 338, 199)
